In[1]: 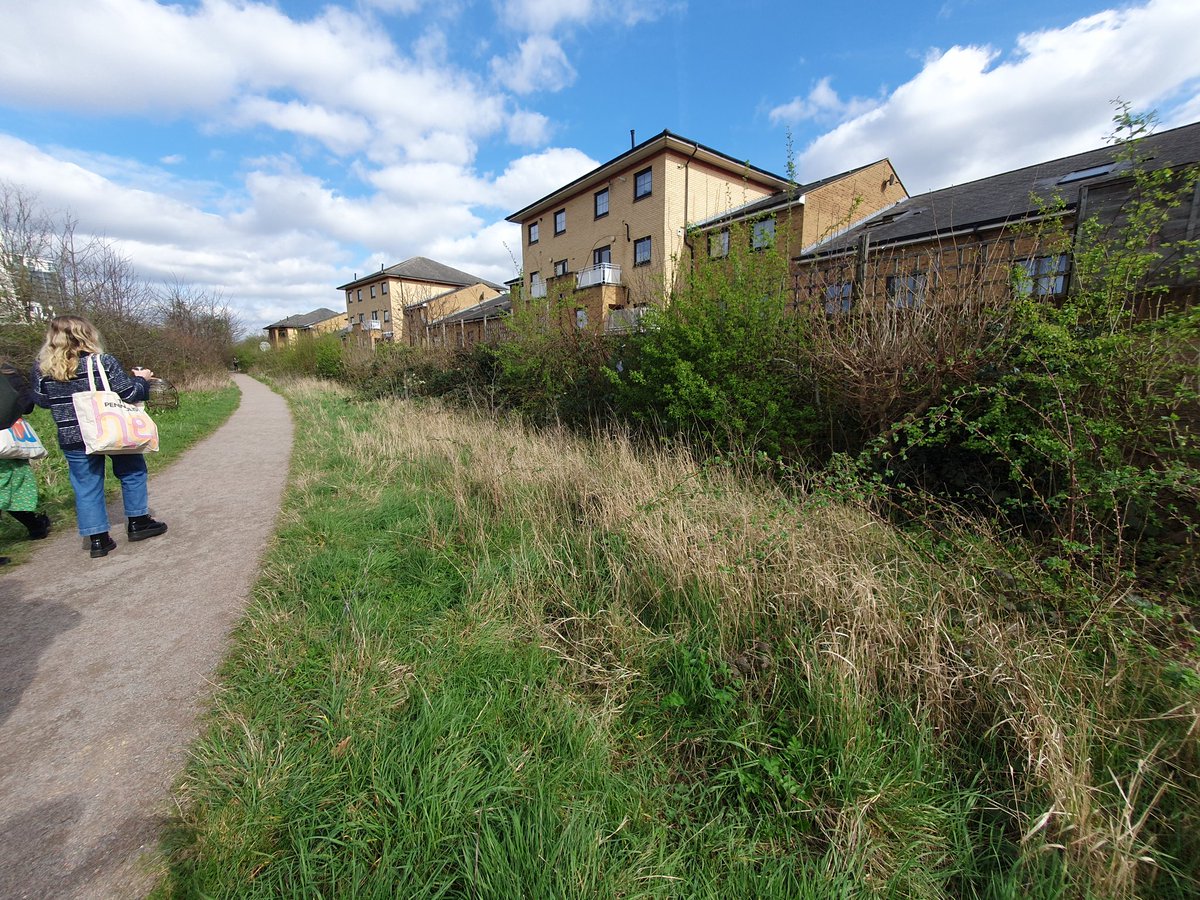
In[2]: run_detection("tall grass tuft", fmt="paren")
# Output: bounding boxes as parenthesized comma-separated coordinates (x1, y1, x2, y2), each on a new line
(160, 379, 1199, 898)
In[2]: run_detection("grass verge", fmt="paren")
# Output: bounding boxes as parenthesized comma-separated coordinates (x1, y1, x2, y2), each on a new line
(0, 377, 241, 560)
(155, 378, 1199, 899)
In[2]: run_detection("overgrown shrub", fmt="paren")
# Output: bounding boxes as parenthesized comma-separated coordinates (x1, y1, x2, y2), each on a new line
(608, 233, 817, 460)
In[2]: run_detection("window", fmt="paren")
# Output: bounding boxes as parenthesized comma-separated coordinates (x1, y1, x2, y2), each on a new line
(529, 222, 539, 244)
(709, 229, 730, 258)
(553, 259, 568, 277)
(1015, 254, 1069, 297)
(824, 282, 853, 315)
(634, 236, 651, 267)
(554, 209, 566, 234)
(371, 310, 379, 321)
(575, 308, 588, 329)
(381, 282, 388, 294)
(751, 217, 776, 250)
(358, 312, 364, 323)
(384, 310, 390, 322)
(356, 289, 362, 300)
(593, 245, 611, 266)
(346, 290, 352, 302)
(634, 167, 652, 200)
(594, 188, 609, 219)
(370, 285, 376, 298)
(886, 273, 927, 308)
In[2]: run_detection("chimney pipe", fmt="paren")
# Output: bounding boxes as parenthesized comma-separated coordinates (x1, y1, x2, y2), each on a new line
(630, 129, 635, 149)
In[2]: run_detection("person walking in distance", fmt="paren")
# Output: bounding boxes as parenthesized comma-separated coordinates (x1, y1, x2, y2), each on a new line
(32, 316, 167, 558)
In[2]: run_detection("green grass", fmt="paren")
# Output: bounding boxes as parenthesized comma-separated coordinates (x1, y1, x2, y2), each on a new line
(0, 382, 241, 560)
(153, 380, 1200, 899)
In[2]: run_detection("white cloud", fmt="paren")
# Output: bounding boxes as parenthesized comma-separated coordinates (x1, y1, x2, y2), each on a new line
(0, 0, 509, 164)
(160, 154, 185, 165)
(485, 147, 598, 212)
(769, 77, 879, 125)
(490, 35, 576, 94)
(507, 110, 553, 146)
(498, 0, 676, 33)
(798, 0, 1200, 192)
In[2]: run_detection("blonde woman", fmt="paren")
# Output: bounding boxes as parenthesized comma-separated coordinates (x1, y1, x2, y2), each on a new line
(32, 316, 167, 558)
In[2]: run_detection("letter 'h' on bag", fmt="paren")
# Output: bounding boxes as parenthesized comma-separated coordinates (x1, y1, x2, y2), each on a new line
(73, 356, 159, 455)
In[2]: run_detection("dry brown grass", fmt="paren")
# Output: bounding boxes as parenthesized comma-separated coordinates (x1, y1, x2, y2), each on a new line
(320, 392, 1196, 897)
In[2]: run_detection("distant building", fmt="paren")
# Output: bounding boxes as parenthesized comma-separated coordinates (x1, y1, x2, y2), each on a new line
(264, 307, 347, 348)
(337, 257, 502, 347)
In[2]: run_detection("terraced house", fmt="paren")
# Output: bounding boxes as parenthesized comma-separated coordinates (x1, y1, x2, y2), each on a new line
(506, 131, 791, 333)
(792, 120, 1200, 313)
(337, 256, 502, 346)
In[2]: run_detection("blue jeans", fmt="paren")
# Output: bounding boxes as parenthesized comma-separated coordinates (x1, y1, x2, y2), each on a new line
(63, 450, 149, 536)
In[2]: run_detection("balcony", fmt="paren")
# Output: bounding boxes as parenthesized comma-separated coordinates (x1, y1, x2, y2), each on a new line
(605, 305, 649, 334)
(576, 262, 622, 290)
(363, 320, 382, 331)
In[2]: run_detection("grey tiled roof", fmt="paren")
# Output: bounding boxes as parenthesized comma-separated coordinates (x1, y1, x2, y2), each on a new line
(338, 257, 502, 291)
(800, 120, 1200, 259)
(428, 292, 511, 326)
(265, 307, 344, 330)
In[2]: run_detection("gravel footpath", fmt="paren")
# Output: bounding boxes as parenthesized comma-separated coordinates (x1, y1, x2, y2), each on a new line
(0, 375, 293, 899)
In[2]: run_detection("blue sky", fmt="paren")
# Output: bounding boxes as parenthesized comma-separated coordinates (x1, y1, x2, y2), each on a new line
(1, 0, 1198, 330)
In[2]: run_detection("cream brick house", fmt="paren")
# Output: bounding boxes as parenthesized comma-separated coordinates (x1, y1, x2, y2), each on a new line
(505, 130, 793, 332)
(692, 158, 908, 262)
(337, 256, 502, 346)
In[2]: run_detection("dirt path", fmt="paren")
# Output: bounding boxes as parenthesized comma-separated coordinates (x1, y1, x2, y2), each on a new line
(0, 375, 293, 900)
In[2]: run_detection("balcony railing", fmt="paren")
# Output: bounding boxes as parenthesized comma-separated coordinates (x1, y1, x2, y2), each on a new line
(576, 262, 622, 289)
(363, 320, 382, 330)
(530, 279, 547, 298)
(605, 305, 649, 334)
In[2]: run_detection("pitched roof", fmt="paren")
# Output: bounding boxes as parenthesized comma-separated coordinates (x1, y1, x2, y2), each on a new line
(799, 120, 1200, 259)
(265, 307, 344, 330)
(691, 158, 900, 230)
(505, 129, 792, 223)
(428, 292, 512, 327)
(338, 256, 502, 291)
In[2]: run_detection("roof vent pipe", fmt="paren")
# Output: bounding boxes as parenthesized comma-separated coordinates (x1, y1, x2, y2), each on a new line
(630, 129, 635, 149)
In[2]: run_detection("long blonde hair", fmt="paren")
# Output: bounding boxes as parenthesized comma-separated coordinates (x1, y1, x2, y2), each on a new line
(37, 315, 105, 382)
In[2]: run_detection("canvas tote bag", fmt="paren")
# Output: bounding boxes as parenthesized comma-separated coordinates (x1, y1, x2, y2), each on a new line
(0, 417, 47, 460)
(72, 355, 159, 454)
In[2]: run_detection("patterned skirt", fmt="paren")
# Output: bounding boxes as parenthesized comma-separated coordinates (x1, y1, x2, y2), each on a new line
(0, 458, 39, 512)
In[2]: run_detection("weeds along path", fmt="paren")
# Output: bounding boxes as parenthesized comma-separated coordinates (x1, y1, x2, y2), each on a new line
(0, 374, 292, 900)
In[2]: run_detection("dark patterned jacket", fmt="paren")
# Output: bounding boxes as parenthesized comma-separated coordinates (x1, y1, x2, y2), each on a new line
(32, 354, 148, 452)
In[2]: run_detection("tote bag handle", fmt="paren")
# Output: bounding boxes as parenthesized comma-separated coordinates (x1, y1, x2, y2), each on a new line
(85, 354, 113, 393)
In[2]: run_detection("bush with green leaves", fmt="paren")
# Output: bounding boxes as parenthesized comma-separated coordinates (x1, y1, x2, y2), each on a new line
(895, 108, 1200, 589)
(608, 228, 816, 460)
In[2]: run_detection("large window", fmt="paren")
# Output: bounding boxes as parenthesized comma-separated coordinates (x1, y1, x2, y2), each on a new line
(594, 188, 609, 219)
(1015, 254, 1069, 297)
(709, 229, 730, 258)
(634, 167, 652, 201)
(529, 222, 539, 244)
(554, 209, 566, 234)
(634, 236, 652, 267)
(594, 245, 611, 266)
(824, 282, 852, 315)
(553, 259, 568, 277)
(886, 273, 927, 308)
(751, 217, 776, 250)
